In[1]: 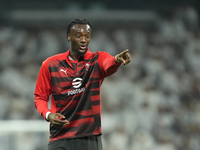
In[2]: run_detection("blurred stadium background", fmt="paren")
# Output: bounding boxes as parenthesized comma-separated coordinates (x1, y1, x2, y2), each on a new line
(0, 0, 200, 150)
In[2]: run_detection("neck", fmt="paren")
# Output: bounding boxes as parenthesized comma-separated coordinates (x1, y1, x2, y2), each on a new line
(69, 50, 78, 60)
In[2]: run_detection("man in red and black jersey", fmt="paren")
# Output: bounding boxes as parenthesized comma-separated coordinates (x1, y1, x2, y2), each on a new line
(34, 19, 131, 150)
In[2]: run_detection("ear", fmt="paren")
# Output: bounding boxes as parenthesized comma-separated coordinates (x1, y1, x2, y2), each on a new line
(67, 33, 71, 41)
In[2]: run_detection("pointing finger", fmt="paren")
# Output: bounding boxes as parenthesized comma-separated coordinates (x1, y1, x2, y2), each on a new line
(123, 52, 131, 65)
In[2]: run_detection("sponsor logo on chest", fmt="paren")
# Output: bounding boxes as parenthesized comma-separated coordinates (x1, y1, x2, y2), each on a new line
(68, 77, 85, 96)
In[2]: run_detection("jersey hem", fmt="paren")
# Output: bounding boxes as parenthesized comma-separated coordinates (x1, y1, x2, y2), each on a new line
(49, 132, 102, 143)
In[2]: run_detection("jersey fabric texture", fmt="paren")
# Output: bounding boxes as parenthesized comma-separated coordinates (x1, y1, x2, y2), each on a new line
(34, 49, 121, 142)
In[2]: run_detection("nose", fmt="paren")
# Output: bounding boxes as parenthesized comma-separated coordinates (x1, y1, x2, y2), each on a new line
(80, 36, 86, 42)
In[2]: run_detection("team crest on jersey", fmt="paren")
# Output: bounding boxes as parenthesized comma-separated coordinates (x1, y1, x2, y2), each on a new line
(85, 63, 90, 71)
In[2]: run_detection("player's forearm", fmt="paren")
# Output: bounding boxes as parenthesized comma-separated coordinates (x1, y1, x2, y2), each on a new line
(34, 94, 50, 119)
(101, 56, 121, 77)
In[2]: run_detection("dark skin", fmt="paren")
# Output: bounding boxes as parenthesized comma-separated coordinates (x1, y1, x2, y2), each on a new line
(48, 24, 131, 127)
(48, 113, 69, 127)
(68, 24, 91, 60)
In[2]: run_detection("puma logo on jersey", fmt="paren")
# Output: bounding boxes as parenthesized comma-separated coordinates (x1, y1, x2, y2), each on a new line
(60, 69, 67, 74)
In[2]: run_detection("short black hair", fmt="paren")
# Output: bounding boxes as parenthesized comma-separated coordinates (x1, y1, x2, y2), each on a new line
(66, 19, 92, 35)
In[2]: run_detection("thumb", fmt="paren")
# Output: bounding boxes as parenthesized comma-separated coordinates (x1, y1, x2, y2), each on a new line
(119, 49, 129, 56)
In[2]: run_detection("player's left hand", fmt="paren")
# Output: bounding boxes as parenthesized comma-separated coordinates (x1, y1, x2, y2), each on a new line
(115, 49, 131, 65)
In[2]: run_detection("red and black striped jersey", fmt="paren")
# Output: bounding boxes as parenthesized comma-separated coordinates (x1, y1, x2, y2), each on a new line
(34, 49, 121, 142)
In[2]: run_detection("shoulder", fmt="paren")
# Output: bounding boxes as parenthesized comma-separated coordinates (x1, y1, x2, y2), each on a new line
(97, 51, 109, 55)
(96, 51, 112, 58)
(42, 52, 67, 66)
(85, 49, 111, 58)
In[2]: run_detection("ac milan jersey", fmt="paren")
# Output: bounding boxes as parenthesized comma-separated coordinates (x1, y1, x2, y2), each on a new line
(34, 49, 121, 142)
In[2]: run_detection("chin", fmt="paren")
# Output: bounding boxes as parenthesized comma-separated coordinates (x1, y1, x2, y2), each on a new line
(77, 50, 87, 56)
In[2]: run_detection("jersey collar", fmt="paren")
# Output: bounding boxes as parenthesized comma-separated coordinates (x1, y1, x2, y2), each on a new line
(65, 48, 92, 67)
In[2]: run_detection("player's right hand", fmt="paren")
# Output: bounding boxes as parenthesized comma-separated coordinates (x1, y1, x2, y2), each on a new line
(48, 113, 69, 127)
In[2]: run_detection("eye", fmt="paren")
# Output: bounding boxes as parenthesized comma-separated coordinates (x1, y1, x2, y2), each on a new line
(76, 35, 81, 38)
(86, 35, 90, 39)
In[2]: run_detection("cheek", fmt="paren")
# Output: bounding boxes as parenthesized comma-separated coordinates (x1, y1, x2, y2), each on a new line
(71, 39, 78, 45)
(86, 39, 90, 44)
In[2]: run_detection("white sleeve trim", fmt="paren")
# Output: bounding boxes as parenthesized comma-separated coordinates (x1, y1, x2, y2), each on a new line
(45, 111, 51, 120)
(115, 55, 122, 63)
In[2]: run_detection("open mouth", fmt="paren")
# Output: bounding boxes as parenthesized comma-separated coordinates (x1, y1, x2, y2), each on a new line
(79, 45, 86, 50)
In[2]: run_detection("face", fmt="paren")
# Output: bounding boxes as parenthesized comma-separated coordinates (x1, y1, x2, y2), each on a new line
(68, 24, 91, 57)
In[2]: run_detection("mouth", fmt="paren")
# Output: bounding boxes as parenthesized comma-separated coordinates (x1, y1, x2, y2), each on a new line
(79, 45, 87, 50)
(77, 45, 87, 56)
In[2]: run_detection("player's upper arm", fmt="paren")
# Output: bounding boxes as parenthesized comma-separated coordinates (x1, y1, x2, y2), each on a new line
(34, 59, 52, 117)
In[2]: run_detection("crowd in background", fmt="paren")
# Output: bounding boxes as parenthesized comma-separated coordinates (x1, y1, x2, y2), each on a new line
(0, 5, 200, 150)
